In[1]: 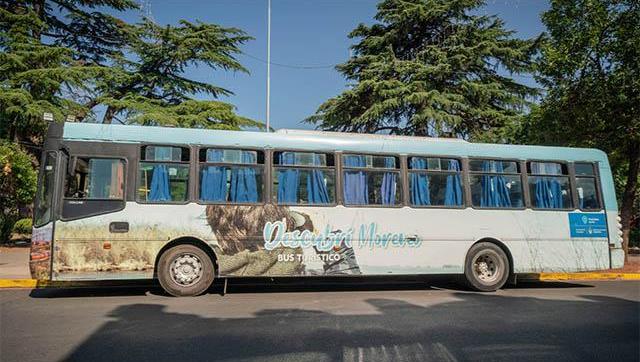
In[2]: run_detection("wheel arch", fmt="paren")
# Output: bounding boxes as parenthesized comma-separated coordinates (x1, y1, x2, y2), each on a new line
(153, 236, 219, 279)
(467, 237, 514, 278)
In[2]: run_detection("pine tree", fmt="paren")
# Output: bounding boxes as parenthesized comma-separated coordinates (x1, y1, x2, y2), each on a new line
(307, 0, 539, 138)
(86, 19, 259, 129)
(0, 2, 103, 143)
(1, 0, 259, 143)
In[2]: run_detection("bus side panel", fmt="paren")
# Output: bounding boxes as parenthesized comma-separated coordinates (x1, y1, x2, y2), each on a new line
(50, 203, 610, 280)
(29, 223, 54, 280)
(51, 203, 217, 281)
(503, 210, 610, 273)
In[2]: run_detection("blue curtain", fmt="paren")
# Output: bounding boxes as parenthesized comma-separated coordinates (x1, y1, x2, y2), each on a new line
(410, 158, 430, 205)
(307, 154, 330, 204)
(230, 152, 258, 203)
(480, 161, 512, 207)
(277, 152, 299, 203)
(343, 155, 368, 204)
(380, 158, 397, 205)
(444, 160, 463, 206)
(533, 163, 563, 209)
(149, 164, 171, 201)
(200, 149, 227, 202)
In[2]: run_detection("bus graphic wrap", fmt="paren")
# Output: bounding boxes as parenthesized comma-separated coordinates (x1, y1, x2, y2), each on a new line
(30, 123, 624, 294)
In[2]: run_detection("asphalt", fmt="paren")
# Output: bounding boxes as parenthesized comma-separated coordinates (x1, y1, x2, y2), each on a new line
(1, 280, 638, 362)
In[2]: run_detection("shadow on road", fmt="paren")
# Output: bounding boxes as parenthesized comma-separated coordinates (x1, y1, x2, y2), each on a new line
(56, 292, 638, 361)
(28, 275, 593, 298)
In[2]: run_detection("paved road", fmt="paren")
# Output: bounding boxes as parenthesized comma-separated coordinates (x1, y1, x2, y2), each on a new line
(1, 280, 638, 362)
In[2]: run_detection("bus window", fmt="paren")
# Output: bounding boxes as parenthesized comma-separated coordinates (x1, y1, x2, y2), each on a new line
(199, 148, 264, 203)
(341, 154, 400, 206)
(138, 146, 189, 202)
(408, 157, 463, 207)
(65, 158, 124, 199)
(469, 159, 524, 208)
(574, 162, 600, 210)
(34, 152, 57, 227)
(273, 151, 335, 205)
(527, 161, 572, 209)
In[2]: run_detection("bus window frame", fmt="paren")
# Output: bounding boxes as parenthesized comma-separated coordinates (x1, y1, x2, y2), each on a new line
(467, 156, 527, 211)
(340, 151, 404, 209)
(525, 159, 575, 212)
(405, 154, 466, 209)
(272, 149, 338, 207)
(195, 145, 267, 206)
(33, 151, 62, 228)
(571, 161, 604, 212)
(63, 156, 128, 201)
(59, 156, 128, 221)
(135, 143, 193, 205)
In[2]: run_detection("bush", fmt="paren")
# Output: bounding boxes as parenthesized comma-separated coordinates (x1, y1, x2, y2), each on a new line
(0, 141, 37, 242)
(12, 218, 32, 234)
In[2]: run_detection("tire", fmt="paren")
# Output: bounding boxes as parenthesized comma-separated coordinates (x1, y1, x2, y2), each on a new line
(464, 242, 510, 292)
(157, 244, 215, 297)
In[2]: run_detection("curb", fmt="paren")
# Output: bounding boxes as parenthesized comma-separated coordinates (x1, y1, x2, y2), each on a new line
(0, 279, 154, 288)
(0, 273, 639, 289)
(533, 272, 640, 281)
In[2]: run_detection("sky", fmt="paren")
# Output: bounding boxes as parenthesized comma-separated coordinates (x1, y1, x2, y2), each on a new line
(115, 0, 550, 130)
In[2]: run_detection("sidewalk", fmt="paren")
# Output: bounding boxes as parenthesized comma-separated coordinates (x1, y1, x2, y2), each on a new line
(0, 246, 30, 279)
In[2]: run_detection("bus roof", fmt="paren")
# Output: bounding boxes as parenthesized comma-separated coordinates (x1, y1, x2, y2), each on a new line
(60, 122, 609, 165)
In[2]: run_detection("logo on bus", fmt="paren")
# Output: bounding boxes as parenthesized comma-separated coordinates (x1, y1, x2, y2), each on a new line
(263, 220, 422, 251)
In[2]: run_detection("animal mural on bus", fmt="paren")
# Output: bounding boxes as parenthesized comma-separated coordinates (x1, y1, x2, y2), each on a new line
(206, 204, 361, 276)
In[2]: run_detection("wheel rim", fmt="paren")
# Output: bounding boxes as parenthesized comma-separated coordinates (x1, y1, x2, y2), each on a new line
(472, 250, 504, 285)
(169, 253, 203, 287)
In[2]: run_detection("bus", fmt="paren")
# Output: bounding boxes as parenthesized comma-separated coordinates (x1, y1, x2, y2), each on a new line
(30, 122, 624, 296)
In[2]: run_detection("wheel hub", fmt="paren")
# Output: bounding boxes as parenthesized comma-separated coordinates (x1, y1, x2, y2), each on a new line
(169, 253, 203, 286)
(473, 252, 500, 284)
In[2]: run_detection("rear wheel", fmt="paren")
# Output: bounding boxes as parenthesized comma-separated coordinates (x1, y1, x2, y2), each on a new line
(157, 244, 214, 297)
(464, 242, 509, 292)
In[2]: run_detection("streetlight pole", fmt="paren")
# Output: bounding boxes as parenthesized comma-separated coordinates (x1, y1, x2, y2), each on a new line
(266, 0, 271, 132)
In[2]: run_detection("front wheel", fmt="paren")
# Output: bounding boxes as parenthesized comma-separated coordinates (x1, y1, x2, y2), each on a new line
(157, 244, 215, 297)
(464, 242, 510, 292)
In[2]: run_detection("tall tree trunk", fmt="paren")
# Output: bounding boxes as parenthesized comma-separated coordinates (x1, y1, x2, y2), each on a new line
(31, 0, 45, 40)
(102, 106, 118, 124)
(619, 141, 640, 262)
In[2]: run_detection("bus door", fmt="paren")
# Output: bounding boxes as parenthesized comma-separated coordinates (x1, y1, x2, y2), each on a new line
(55, 152, 128, 280)
(30, 151, 60, 280)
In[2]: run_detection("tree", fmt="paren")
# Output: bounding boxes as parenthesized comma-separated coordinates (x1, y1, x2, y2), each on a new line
(516, 0, 639, 256)
(307, 0, 539, 138)
(0, 2, 105, 144)
(81, 19, 259, 129)
(0, 141, 37, 241)
(1, 0, 258, 146)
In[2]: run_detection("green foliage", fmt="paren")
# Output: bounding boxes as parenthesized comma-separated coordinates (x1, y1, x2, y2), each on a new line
(1, 1, 259, 144)
(12, 218, 32, 235)
(0, 141, 37, 241)
(0, 4, 104, 142)
(510, 0, 639, 252)
(307, 0, 539, 138)
(90, 19, 261, 129)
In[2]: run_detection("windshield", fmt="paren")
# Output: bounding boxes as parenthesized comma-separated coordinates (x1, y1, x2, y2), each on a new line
(34, 152, 57, 227)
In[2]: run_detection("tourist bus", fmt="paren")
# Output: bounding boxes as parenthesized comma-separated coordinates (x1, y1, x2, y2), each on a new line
(30, 122, 624, 296)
